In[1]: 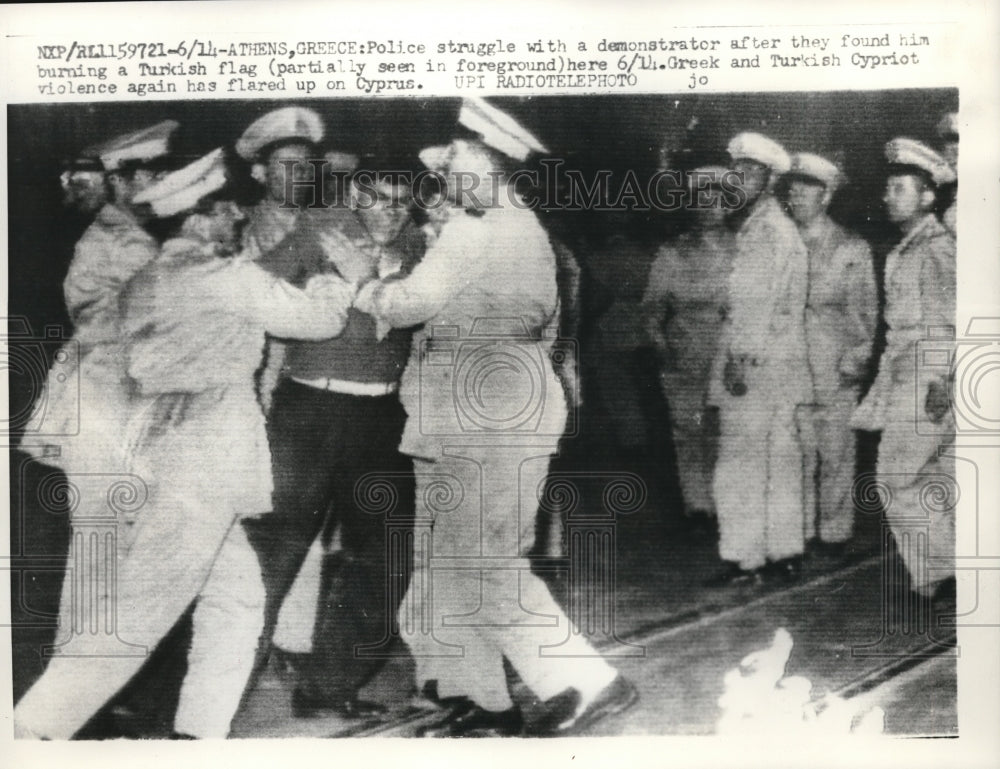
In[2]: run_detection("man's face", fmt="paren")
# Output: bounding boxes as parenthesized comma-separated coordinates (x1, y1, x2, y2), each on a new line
(786, 178, 829, 226)
(354, 177, 412, 245)
(883, 173, 933, 225)
(130, 167, 167, 195)
(60, 169, 107, 214)
(207, 200, 247, 251)
(263, 142, 315, 206)
(731, 158, 770, 206)
(109, 166, 168, 219)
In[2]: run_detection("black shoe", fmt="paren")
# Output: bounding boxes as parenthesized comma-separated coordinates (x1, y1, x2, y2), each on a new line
(421, 680, 476, 709)
(291, 688, 388, 720)
(169, 731, 197, 740)
(528, 675, 638, 736)
(931, 576, 956, 610)
(416, 703, 523, 737)
(763, 556, 803, 583)
(703, 560, 760, 587)
(682, 510, 719, 541)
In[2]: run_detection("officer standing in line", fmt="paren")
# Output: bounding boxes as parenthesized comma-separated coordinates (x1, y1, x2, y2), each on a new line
(708, 132, 813, 585)
(642, 164, 735, 532)
(852, 138, 956, 604)
(785, 152, 878, 557)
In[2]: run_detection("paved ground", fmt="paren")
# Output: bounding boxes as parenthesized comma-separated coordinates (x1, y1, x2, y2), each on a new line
(10, 444, 958, 739)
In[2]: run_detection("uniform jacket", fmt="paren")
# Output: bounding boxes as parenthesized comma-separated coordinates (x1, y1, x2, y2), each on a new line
(801, 215, 878, 401)
(24, 204, 159, 469)
(122, 231, 352, 516)
(710, 194, 812, 405)
(853, 213, 955, 431)
(362, 201, 567, 460)
(644, 230, 734, 384)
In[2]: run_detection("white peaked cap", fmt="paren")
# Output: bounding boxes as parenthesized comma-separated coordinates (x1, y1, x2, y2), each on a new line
(133, 147, 228, 217)
(936, 112, 959, 139)
(457, 97, 549, 161)
(727, 132, 791, 174)
(788, 152, 843, 189)
(235, 106, 324, 160)
(885, 137, 956, 186)
(88, 119, 179, 171)
(418, 143, 453, 173)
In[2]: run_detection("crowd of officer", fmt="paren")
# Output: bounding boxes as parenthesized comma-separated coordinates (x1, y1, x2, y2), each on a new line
(12, 99, 959, 739)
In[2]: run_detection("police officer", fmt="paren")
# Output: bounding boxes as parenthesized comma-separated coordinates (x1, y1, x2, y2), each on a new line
(785, 153, 878, 556)
(14, 150, 356, 739)
(643, 165, 735, 528)
(852, 138, 956, 602)
(21, 121, 178, 649)
(356, 98, 637, 737)
(709, 132, 813, 584)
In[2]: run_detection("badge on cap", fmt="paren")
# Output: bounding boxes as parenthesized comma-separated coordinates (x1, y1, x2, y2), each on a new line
(788, 152, 843, 189)
(87, 120, 179, 172)
(235, 106, 324, 161)
(727, 132, 791, 174)
(457, 97, 549, 162)
(133, 148, 228, 217)
(884, 137, 956, 186)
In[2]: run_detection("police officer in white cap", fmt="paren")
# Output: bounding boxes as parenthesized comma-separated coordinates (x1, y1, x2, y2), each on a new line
(14, 148, 356, 740)
(21, 120, 180, 657)
(852, 138, 956, 604)
(356, 97, 637, 736)
(237, 106, 326, 260)
(785, 153, 877, 556)
(643, 164, 736, 530)
(708, 132, 813, 584)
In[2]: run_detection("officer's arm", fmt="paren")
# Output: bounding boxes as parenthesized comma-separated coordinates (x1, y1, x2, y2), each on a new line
(65, 236, 156, 326)
(211, 261, 355, 340)
(356, 222, 466, 329)
(918, 238, 957, 406)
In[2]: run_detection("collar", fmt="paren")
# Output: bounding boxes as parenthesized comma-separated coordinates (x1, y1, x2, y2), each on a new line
(893, 213, 942, 255)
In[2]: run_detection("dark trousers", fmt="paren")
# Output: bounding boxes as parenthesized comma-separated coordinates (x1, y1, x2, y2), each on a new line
(246, 378, 413, 700)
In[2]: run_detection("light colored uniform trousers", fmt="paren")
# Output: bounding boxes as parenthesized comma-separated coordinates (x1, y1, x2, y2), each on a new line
(401, 450, 617, 712)
(14, 490, 264, 739)
(713, 391, 805, 570)
(878, 397, 956, 595)
(661, 373, 718, 514)
(798, 390, 860, 543)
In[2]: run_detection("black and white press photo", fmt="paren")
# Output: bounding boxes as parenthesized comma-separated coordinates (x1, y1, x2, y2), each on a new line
(6, 89, 964, 740)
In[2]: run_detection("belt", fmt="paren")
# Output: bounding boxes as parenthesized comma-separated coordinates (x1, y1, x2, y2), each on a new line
(289, 376, 398, 397)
